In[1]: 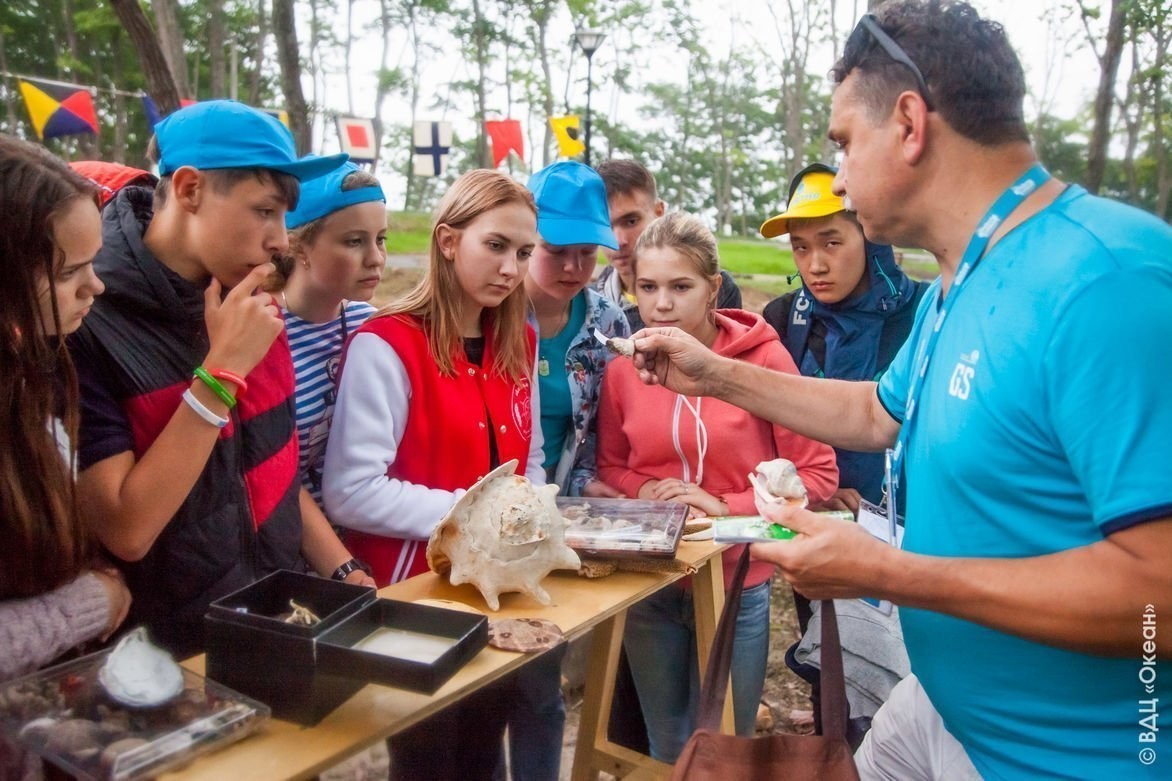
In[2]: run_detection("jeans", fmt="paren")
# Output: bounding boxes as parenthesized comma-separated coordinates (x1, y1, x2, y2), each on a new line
(622, 580, 772, 762)
(506, 644, 566, 781)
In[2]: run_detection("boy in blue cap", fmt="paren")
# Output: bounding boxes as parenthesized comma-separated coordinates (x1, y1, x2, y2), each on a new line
(68, 101, 373, 657)
(524, 161, 629, 498)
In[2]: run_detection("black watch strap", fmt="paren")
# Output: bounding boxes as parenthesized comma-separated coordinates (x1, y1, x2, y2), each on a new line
(331, 558, 371, 582)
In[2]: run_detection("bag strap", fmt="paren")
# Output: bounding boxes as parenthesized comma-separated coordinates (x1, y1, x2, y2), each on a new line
(694, 546, 849, 741)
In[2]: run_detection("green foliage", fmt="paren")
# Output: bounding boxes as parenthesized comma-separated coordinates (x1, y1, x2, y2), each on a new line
(717, 240, 796, 276)
(386, 211, 433, 253)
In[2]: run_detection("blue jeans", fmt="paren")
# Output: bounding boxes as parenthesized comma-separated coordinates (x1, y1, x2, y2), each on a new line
(506, 644, 566, 781)
(622, 580, 772, 762)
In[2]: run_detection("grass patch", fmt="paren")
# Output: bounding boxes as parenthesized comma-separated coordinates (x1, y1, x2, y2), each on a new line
(718, 239, 796, 277)
(386, 211, 431, 255)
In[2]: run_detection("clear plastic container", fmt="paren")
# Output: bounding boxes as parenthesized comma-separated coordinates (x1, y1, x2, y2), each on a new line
(556, 496, 688, 558)
(0, 648, 269, 780)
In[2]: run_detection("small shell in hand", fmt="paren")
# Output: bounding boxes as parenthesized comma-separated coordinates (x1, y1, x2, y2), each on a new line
(605, 336, 636, 357)
(98, 627, 185, 708)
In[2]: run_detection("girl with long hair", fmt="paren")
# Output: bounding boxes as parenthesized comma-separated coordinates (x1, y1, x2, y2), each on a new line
(1, 136, 132, 776)
(596, 212, 839, 762)
(322, 169, 553, 780)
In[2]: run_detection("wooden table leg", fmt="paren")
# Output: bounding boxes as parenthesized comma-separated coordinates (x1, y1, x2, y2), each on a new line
(690, 555, 734, 733)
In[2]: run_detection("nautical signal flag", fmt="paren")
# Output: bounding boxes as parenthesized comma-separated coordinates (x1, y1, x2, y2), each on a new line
(19, 78, 98, 140)
(413, 120, 452, 178)
(336, 116, 377, 163)
(550, 115, 585, 158)
(142, 95, 198, 129)
(485, 119, 524, 168)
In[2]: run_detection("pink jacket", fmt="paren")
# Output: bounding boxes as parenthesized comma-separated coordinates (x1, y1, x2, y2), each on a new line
(597, 310, 839, 589)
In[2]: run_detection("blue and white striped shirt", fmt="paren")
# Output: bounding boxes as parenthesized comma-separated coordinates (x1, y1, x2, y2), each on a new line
(284, 300, 376, 505)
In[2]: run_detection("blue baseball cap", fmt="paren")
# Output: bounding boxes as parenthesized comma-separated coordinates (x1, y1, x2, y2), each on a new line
(526, 161, 618, 250)
(286, 160, 386, 229)
(154, 100, 348, 181)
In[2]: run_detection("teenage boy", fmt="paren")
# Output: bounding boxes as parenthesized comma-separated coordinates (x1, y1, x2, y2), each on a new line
(594, 159, 742, 330)
(69, 101, 373, 657)
(631, 2, 1172, 778)
(762, 163, 927, 511)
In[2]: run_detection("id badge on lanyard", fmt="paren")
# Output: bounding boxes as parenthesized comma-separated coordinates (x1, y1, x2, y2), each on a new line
(856, 461, 904, 615)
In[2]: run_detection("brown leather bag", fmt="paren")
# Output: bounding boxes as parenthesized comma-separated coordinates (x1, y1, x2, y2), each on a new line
(670, 548, 860, 780)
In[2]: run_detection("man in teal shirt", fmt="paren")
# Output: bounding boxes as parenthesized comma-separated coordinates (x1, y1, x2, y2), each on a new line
(628, 2, 1171, 778)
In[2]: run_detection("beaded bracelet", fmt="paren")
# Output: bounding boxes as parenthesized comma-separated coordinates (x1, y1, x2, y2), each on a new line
(182, 388, 229, 428)
(193, 366, 236, 409)
(208, 368, 248, 398)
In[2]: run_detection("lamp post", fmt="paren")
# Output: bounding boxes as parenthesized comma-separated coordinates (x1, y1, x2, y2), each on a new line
(574, 28, 605, 167)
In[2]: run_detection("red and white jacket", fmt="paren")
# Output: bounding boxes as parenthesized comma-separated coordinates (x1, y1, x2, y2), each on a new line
(323, 313, 545, 586)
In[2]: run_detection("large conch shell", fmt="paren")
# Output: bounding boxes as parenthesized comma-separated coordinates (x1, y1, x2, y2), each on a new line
(427, 460, 581, 610)
(98, 627, 185, 708)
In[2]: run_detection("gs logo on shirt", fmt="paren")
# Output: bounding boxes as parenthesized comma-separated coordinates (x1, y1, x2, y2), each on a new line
(948, 350, 980, 401)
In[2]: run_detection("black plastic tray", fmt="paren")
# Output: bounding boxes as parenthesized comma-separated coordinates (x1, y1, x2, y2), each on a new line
(318, 599, 488, 693)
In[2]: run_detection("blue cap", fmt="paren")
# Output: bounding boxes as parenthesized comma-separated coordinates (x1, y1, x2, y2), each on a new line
(526, 161, 618, 250)
(155, 100, 348, 181)
(285, 160, 386, 229)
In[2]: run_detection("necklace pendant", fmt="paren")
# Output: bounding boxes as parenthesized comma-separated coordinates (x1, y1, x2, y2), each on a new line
(538, 358, 549, 377)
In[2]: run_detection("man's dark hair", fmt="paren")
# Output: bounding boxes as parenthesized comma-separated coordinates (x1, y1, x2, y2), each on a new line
(833, 0, 1029, 146)
(145, 135, 300, 210)
(595, 159, 658, 201)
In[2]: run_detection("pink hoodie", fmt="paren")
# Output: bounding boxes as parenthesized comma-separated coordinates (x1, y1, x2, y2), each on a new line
(597, 309, 839, 589)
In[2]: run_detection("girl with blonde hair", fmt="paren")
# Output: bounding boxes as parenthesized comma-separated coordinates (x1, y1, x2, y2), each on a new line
(597, 211, 839, 761)
(322, 169, 553, 780)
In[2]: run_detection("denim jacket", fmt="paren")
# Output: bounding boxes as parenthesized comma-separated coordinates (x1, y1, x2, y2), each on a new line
(531, 288, 630, 495)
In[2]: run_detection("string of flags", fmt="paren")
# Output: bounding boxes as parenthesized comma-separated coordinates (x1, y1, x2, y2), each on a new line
(7, 74, 290, 140)
(7, 74, 589, 173)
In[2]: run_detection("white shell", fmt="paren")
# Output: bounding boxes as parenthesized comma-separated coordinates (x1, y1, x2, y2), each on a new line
(427, 460, 581, 610)
(754, 458, 808, 502)
(605, 336, 636, 357)
(98, 627, 185, 708)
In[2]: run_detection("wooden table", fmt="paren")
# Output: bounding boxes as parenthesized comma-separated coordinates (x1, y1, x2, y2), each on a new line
(165, 540, 729, 781)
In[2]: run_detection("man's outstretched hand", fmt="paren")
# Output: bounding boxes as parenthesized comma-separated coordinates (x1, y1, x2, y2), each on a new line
(631, 327, 725, 397)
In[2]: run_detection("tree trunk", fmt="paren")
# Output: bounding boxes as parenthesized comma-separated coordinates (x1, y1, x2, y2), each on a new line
(208, 0, 227, 97)
(372, 0, 393, 167)
(0, 27, 20, 135)
(151, 0, 192, 98)
(1119, 39, 1145, 201)
(248, 0, 267, 105)
(108, 0, 183, 115)
(471, 0, 490, 169)
(531, 0, 555, 166)
(1153, 19, 1169, 219)
(403, 2, 422, 209)
(345, 0, 355, 114)
(272, 0, 311, 153)
(1086, 0, 1127, 194)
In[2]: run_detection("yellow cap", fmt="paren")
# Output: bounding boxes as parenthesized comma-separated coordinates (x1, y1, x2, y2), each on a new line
(759, 169, 845, 238)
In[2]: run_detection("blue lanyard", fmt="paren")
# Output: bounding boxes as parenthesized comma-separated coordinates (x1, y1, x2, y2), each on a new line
(886, 164, 1051, 514)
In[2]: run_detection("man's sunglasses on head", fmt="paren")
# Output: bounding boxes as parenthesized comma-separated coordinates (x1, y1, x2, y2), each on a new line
(847, 14, 935, 111)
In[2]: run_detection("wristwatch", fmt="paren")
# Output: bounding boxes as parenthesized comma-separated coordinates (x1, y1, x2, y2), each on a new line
(331, 558, 371, 582)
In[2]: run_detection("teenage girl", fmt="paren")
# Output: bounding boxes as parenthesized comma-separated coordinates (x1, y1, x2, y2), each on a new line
(1, 137, 132, 777)
(596, 212, 839, 762)
(322, 169, 554, 780)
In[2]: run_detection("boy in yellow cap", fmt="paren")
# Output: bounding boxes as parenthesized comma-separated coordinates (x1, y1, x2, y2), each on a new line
(763, 163, 927, 511)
